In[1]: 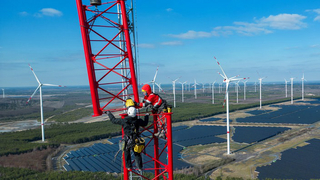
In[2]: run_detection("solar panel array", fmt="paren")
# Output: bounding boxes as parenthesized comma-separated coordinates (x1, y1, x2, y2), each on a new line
(237, 104, 320, 124)
(63, 136, 190, 172)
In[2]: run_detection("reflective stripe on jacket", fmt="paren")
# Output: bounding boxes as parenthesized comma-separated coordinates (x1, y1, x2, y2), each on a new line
(140, 93, 163, 108)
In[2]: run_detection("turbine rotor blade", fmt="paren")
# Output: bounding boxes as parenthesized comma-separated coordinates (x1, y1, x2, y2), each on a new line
(43, 83, 64, 87)
(28, 64, 41, 84)
(26, 85, 41, 104)
(217, 72, 226, 79)
(173, 76, 181, 82)
(155, 83, 165, 93)
(229, 75, 240, 80)
(153, 66, 159, 82)
(214, 57, 228, 79)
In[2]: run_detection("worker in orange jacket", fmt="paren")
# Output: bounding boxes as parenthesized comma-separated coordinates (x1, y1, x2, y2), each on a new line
(140, 84, 168, 138)
(140, 84, 167, 113)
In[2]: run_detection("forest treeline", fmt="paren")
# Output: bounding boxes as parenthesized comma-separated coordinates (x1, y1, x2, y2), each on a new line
(0, 97, 304, 157)
(0, 121, 121, 156)
(0, 97, 317, 179)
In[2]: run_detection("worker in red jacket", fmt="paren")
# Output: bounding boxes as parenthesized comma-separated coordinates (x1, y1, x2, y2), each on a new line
(140, 84, 168, 138)
(140, 84, 167, 113)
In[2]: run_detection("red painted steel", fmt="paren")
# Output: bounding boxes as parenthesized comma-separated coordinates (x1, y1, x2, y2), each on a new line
(165, 112, 174, 180)
(153, 114, 160, 179)
(119, 0, 139, 103)
(76, 0, 139, 115)
(76, 0, 101, 116)
(76, 1, 173, 179)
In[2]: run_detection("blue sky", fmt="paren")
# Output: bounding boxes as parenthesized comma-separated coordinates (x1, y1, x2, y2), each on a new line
(1, 0, 320, 87)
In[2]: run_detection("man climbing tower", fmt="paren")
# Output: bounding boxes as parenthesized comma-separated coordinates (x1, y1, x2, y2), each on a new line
(106, 98, 149, 170)
(140, 84, 170, 138)
(140, 84, 168, 113)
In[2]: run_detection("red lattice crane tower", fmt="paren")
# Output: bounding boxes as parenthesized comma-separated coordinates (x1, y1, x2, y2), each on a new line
(76, 0, 173, 179)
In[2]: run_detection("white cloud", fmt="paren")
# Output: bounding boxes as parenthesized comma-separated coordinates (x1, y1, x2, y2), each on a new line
(19, 11, 29, 16)
(168, 30, 213, 39)
(260, 14, 307, 29)
(138, 43, 155, 48)
(169, 13, 307, 38)
(310, 44, 319, 48)
(34, 8, 63, 17)
(166, 8, 173, 12)
(311, 9, 320, 21)
(161, 41, 182, 46)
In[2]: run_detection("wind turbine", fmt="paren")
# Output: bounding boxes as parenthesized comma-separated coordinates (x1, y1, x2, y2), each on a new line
(284, 79, 289, 98)
(27, 64, 64, 142)
(301, 73, 306, 100)
(2, 88, 4, 98)
(235, 81, 240, 103)
(150, 66, 161, 93)
(170, 77, 180, 108)
(201, 83, 206, 93)
(258, 75, 267, 109)
(192, 79, 199, 99)
(179, 81, 187, 102)
(243, 80, 248, 100)
(212, 81, 216, 104)
(215, 57, 246, 155)
(290, 77, 294, 104)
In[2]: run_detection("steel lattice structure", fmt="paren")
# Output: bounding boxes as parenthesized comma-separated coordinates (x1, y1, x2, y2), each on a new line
(76, 0, 139, 116)
(76, 1, 173, 179)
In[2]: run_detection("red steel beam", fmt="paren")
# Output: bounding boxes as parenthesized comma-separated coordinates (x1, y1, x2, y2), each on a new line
(76, 0, 101, 116)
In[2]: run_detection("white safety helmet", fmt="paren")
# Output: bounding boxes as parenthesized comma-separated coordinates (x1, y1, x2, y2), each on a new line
(127, 106, 137, 117)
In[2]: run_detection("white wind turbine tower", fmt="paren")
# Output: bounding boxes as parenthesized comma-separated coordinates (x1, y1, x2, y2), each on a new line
(201, 83, 206, 93)
(284, 79, 289, 98)
(27, 64, 64, 142)
(301, 73, 306, 100)
(192, 79, 199, 99)
(171, 77, 180, 108)
(243, 80, 248, 100)
(2, 88, 4, 98)
(290, 77, 294, 104)
(179, 81, 187, 102)
(219, 83, 222, 93)
(258, 75, 267, 109)
(235, 81, 240, 103)
(212, 81, 216, 104)
(215, 57, 246, 155)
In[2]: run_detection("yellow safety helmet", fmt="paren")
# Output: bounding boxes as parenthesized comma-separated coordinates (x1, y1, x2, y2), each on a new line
(125, 98, 135, 108)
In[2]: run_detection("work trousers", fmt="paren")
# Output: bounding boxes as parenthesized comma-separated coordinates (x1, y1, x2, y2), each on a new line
(124, 148, 143, 169)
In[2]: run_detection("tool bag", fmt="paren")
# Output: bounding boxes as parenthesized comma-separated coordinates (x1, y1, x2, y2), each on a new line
(133, 137, 145, 153)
